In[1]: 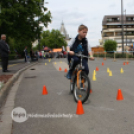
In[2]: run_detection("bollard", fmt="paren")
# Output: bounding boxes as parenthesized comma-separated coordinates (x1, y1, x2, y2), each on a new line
(113, 51, 116, 62)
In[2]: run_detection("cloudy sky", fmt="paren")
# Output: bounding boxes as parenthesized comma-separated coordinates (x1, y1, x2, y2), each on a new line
(44, 0, 134, 47)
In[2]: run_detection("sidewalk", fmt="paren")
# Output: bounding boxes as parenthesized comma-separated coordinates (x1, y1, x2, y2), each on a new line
(0, 58, 25, 65)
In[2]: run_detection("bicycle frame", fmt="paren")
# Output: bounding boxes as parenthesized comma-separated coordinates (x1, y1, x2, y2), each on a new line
(71, 53, 90, 89)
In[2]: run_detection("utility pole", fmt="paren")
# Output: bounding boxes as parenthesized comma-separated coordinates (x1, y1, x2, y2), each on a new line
(121, 0, 124, 52)
(124, 9, 127, 47)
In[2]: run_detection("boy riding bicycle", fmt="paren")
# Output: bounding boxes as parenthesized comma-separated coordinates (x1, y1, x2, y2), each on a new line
(66, 24, 94, 79)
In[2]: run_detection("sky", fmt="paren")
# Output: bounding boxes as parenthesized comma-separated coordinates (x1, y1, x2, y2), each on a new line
(44, 0, 134, 47)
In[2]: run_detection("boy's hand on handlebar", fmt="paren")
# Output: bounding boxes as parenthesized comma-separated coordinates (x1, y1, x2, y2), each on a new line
(89, 56, 95, 60)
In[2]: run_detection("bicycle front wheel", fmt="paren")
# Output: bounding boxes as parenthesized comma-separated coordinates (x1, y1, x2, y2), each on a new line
(73, 71, 90, 103)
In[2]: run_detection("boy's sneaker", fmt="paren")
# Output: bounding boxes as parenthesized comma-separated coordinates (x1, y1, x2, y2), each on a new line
(66, 70, 72, 79)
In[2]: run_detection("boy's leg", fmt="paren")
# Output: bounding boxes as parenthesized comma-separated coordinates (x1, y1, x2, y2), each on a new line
(66, 56, 80, 79)
(82, 59, 89, 75)
(70, 56, 80, 72)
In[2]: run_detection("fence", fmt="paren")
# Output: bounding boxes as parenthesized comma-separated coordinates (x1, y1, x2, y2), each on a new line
(93, 51, 134, 62)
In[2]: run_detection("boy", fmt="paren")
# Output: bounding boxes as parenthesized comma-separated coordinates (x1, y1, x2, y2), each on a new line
(66, 24, 94, 79)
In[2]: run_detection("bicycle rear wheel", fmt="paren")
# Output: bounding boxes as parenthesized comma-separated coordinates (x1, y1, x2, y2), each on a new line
(73, 71, 90, 103)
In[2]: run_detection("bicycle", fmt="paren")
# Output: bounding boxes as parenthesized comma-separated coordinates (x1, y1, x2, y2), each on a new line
(69, 52, 94, 103)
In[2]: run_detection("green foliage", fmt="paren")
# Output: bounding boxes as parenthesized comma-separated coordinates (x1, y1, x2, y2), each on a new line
(40, 29, 67, 49)
(104, 40, 117, 52)
(0, 0, 52, 57)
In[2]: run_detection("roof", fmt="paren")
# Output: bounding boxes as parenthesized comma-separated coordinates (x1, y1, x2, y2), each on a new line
(52, 48, 62, 52)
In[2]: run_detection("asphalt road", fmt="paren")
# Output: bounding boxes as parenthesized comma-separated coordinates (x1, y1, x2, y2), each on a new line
(11, 58, 134, 134)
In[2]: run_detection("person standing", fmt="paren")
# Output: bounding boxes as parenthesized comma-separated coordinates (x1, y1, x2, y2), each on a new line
(0, 34, 10, 72)
(30, 49, 33, 61)
(24, 46, 28, 62)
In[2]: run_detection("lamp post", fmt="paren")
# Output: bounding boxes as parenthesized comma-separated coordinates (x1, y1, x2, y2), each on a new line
(121, 0, 124, 52)
(124, 9, 127, 47)
(38, 0, 48, 51)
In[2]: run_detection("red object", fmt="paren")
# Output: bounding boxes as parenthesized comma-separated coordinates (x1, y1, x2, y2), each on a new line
(76, 100, 84, 115)
(42, 86, 48, 95)
(96, 67, 99, 71)
(102, 62, 104, 66)
(116, 89, 123, 101)
(64, 68, 68, 72)
(44, 47, 50, 52)
(39, 52, 42, 56)
(59, 67, 62, 71)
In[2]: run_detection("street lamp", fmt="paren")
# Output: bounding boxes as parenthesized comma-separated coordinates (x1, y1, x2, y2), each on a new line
(38, 0, 48, 51)
(121, 0, 124, 52)
(124, 9, 127, 47)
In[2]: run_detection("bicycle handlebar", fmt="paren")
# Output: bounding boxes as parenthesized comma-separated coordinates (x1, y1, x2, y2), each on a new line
(74, 53, 95, 60)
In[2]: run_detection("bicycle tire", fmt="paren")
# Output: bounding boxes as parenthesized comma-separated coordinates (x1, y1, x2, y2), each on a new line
(73, 71, 90, 103)
(70, 75, 76, 93)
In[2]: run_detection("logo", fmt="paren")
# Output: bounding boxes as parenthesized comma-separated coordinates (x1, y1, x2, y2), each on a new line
(11, 107, 28, 123)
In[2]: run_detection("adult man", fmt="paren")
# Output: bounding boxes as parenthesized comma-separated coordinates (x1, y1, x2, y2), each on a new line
(24, 46, 28, 62)
(0, 34, 10, 72)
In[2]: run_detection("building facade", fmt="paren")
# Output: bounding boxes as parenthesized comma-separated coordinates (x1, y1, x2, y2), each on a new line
(101, 15, 134, 51)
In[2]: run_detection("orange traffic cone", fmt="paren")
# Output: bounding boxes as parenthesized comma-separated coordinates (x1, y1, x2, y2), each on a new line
(116, 89, 123, 100)
(102, 62, 104, 66)
(126, 62, 129, 65)
(90, 89, 92, 93)
(42, 85, 48, 95)
(103, 58, 106, 60)
(76, 100, 84, 115)
(59, 67, 62, 71)
(64, 68, 67, 72)
(96, 67, 99, 71)
(123, 62, 125, 65)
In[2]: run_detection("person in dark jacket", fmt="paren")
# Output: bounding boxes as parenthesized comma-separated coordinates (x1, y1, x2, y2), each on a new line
(66, 25, 94, 79)
(0, 34, 10, 72)
(24, 46, 28, 62)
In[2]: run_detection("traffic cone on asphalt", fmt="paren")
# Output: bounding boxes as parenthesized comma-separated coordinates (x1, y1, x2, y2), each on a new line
(120, 68, 124, 74)
(109, 71, 112, 76)
(93, 70, 96, 75)
(64, 68, 68, 73)
(123, 62, 125, 65)
(103, 58, 106, 60)
(45, 63, 47, 65)
(102, 62, 104, 66)
(59, 67, 62, 71)
(92, 74, 96, 81)
(76, 100, 84, 115)
(96, 67, 99, 71)
(116, 89, 123, 100)
(42, 85, 48, 95)
(126, 62, 129, 65)
(90, 89, 92, 93)
(107, 68, 110, 73)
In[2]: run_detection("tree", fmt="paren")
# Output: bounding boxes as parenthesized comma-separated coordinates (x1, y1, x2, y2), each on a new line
(0, 0, 52, 56)
(104, 40, 117, 52)
(40, 29, 67, 49)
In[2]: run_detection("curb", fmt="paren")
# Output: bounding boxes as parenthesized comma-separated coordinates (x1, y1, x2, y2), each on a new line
(0, 62, 38, 108)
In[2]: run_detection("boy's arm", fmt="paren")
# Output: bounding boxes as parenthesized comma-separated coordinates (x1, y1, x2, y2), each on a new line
(87, 41, 94, 59)
(66, 38, 75, 55)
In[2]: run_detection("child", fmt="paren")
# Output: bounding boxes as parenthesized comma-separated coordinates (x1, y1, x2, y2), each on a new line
(66, 24, 94, 79)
